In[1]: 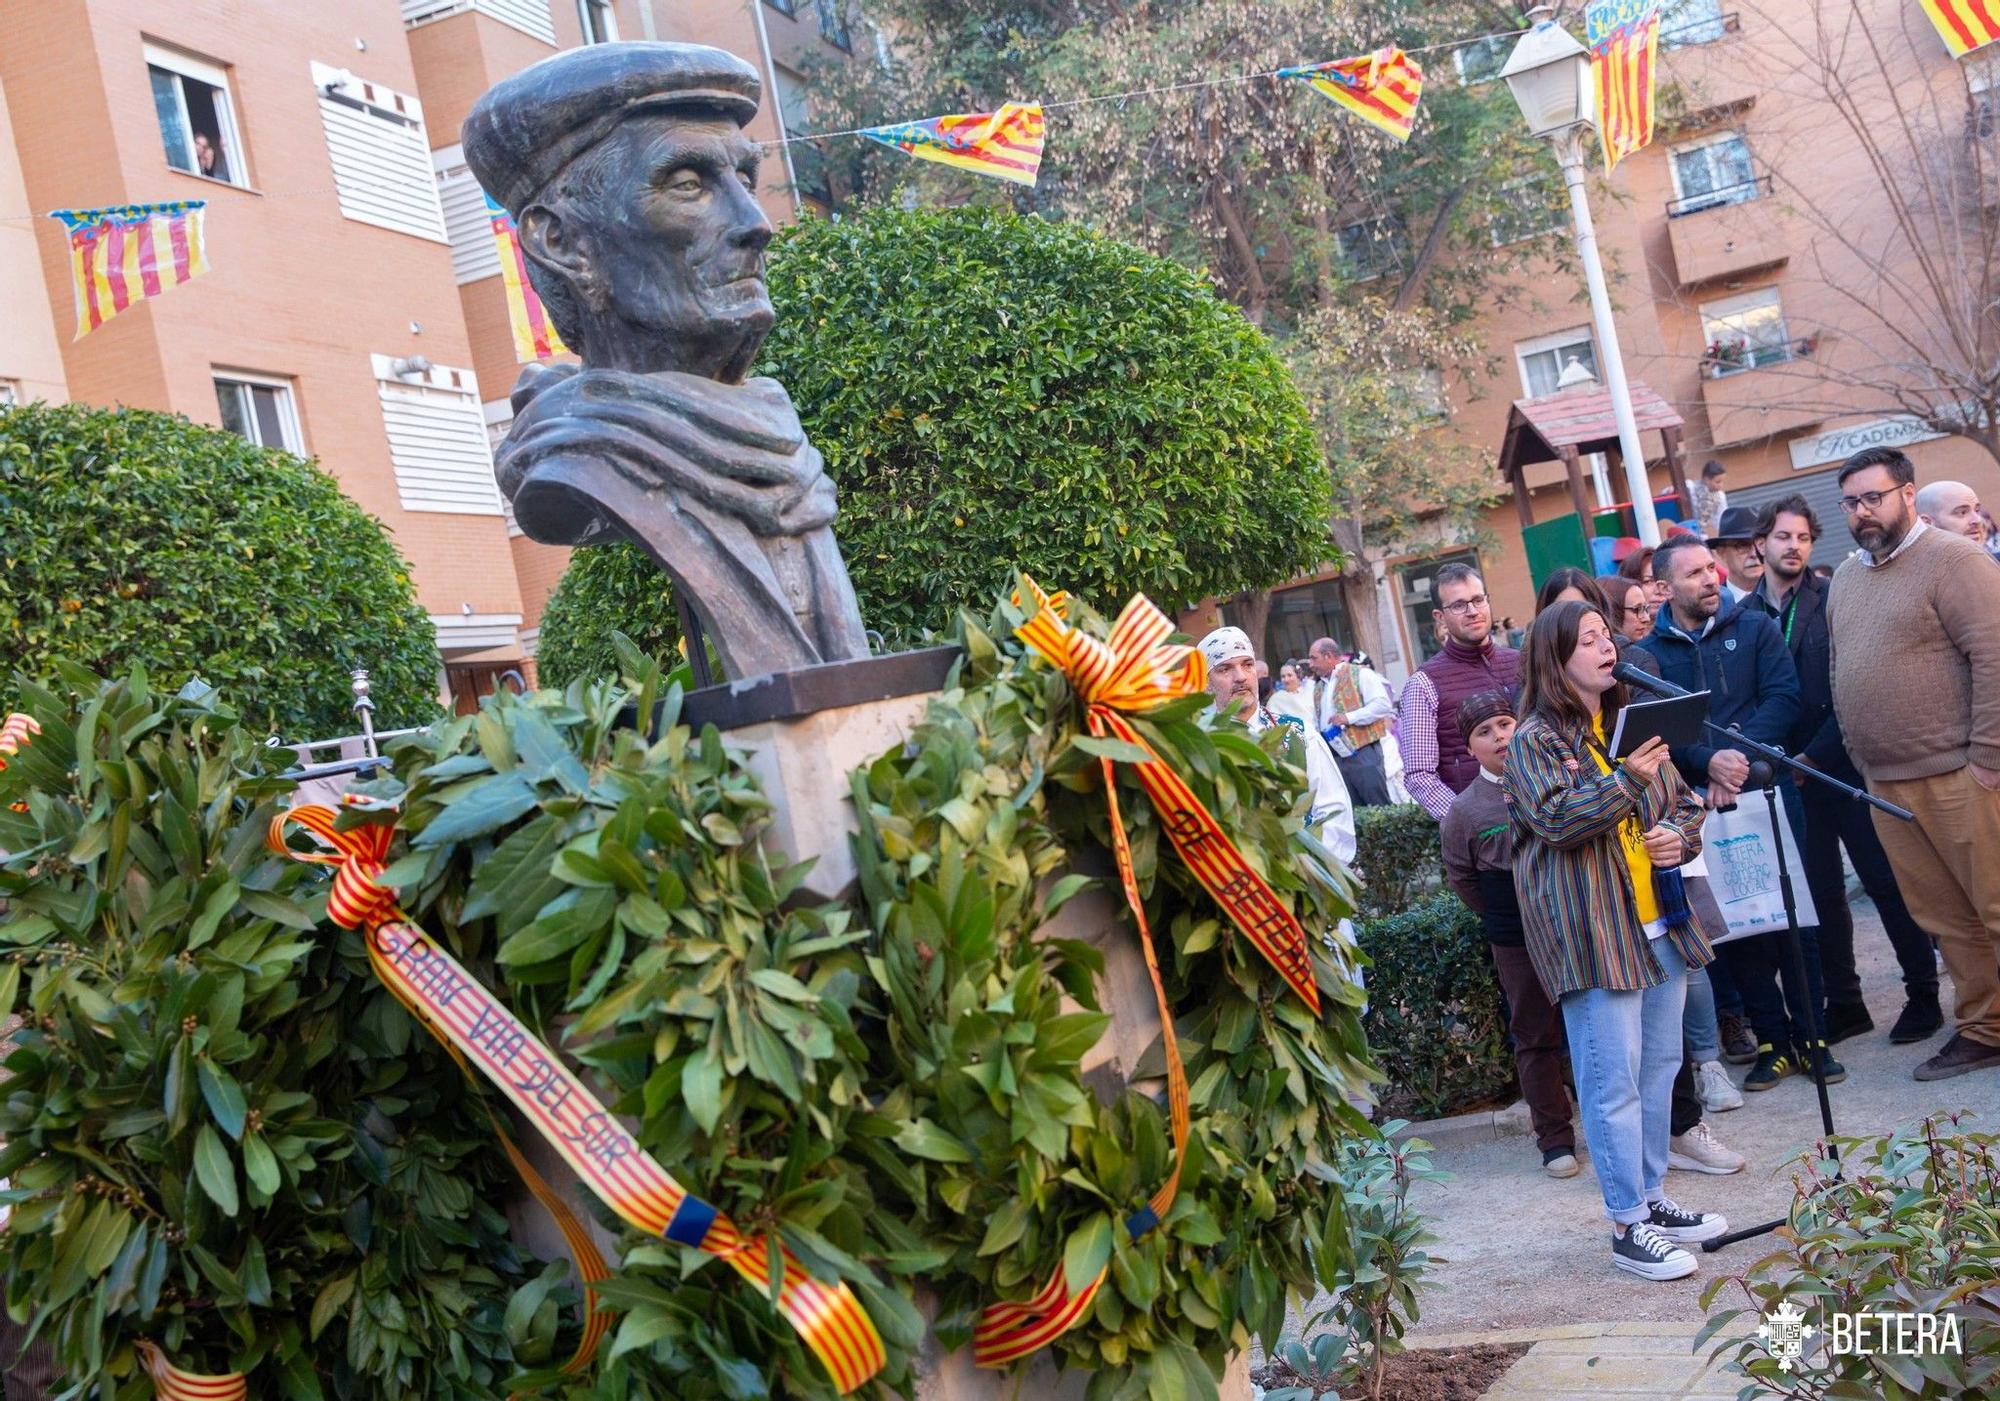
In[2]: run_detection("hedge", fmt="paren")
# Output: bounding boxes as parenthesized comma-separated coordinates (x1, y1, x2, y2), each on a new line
(537, 206, 1334, 683)
(1352, 802, 1445, 922)
(0, 402, 439, 739)
(1355, 893, 1515, 1122)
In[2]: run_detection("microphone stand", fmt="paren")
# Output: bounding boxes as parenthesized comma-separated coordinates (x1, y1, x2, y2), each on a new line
(1617, 666, 1914, 1253)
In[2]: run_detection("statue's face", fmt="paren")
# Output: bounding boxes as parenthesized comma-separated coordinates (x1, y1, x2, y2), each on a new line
(553, 111, 774, 379)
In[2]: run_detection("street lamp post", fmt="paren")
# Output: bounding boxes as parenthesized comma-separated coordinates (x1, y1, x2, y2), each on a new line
(1500, 4, 1663, 546)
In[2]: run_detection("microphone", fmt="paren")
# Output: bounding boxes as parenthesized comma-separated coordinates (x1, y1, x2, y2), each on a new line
(1611, 661, 1687, 698)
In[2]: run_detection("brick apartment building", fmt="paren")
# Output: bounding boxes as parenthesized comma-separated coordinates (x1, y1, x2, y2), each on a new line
(0, 0, 861, 711)
(1237, 0, 2000, 685)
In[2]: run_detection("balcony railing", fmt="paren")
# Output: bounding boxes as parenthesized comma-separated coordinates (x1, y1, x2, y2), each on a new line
(1667, 174, 1772, 218)
(1661, 10, 1742, 48)
(1701, 334, 1817, 379)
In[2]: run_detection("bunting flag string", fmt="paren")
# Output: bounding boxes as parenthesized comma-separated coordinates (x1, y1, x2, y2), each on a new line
(1586, 0, 1663, 173)
(49, 201, 209, 339)
(268, 801, 887, 1395)
(859, 102, 1046, 185)
(1277, 46, 1427, 144)
(1919, 0, 2000, 57)
(485, 191, 569, 362)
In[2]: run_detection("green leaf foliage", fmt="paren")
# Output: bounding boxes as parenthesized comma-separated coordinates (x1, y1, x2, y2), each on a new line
(1351, 893, 1512, 1123)
(0, 667, 524, 1394)
(1351, 804, 1445, 923)
(0, 402, 441, 738)
(535, 207, 1333, 684)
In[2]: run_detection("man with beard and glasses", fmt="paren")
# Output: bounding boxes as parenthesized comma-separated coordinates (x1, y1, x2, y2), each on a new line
(1635, 537, 1838, 1093)
(1200, 626, 1355, 864)
(1753, 497, 1942, 1047)
(1828, 448, 2000, 1081)
(1401, 564, 1522, 821)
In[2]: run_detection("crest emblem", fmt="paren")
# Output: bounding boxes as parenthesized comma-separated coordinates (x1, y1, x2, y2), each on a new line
(1756, 1300, 1816, 1371)
(1725, 638, 1738, 651)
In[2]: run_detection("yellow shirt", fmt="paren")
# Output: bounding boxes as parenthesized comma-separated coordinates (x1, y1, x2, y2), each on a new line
(1590, 714, 1660, 927)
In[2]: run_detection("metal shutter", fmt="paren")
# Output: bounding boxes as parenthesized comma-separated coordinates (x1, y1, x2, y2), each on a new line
(314, 63, 448, 243)
(401, 0, 557, 45)
(374, 356, 504, 515)
(434, 144, 502, 284)
(1723, 466, 1858, 567)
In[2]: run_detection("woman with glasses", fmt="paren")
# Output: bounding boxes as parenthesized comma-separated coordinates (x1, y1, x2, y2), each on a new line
(1506, 600, 1725, 1279)
(1600, 574, 1655, 644)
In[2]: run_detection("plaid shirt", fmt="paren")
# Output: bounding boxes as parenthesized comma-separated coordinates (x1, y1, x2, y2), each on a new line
(1502, 713, 1712, 999)
(1398, 671, 1453, 820)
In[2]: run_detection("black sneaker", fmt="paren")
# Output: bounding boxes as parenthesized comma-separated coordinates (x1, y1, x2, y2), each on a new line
(1800, 1040, 1847, 1084)
(1611, 1222, 1698, 1280)
(1914, 1033, 2000, 1082)
(1824, 1002, 1874, 1044)
(1646, 1196, 1727, 1245)
(1890, 994, 1945, 1044)
(1742, 1044, 1796, 1091)
(1718, 1013, 1759, 1065)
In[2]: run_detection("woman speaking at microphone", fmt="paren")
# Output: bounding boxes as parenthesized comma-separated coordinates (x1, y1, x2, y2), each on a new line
(1506, 600, 1727, 1281)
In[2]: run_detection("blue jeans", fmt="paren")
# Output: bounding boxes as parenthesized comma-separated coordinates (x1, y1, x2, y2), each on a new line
(1561, 938, 1690, 1225)
(1683, 964, 1721, 1063)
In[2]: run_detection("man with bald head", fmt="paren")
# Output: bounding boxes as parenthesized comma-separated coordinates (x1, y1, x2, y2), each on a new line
(1916, 480, 1992, 551)
(1306, 636, 1396, 807)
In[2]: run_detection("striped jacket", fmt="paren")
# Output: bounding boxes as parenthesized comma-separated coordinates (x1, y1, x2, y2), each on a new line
(1503, 712, 1711, 1000)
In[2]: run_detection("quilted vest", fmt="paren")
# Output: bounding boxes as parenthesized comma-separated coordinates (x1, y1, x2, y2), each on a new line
(1419, 637, 1522, 796)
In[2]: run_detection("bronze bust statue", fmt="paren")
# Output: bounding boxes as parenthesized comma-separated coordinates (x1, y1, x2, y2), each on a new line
(463, 43, 870, 679)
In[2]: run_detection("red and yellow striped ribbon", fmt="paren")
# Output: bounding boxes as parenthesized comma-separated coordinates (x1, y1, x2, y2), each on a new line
(269, 802, 886, 1394)
(0, 712, 38, 811)
(972, 580, 1320, 1368)
(134, 1342, 245, 1401)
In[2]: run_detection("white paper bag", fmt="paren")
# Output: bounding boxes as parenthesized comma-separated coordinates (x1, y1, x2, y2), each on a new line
(1703, 798, 1818, 944)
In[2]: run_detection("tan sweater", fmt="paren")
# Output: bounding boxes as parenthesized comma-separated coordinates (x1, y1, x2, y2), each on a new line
(1827, 525, 2000, 781)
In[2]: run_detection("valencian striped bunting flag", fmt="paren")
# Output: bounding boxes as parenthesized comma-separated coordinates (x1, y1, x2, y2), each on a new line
(49, 201, 209, 339)
(858, 101, 1045, 185)
(1587, 0, 1663, 172)
(1278, 46, 1426, 143)
(484, 191, 569, 362)
(1918, 0, 2000, 57)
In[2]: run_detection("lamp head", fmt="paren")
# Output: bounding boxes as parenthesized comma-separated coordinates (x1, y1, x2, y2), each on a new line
(1500, 5, 1594, 139)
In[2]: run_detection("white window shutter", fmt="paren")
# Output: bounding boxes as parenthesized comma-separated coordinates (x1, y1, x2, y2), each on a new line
(314, 62, 448, 243)
(434, 144, 502, 283)
(374, 356, 505, 515)
(485, 398, 524, 536)
(401, 0, 557, 46)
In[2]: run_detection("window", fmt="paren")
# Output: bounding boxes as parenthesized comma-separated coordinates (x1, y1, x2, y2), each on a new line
(433, 144, 503, 283)
(373, 355, 505, 515)
(401, 0, 556, 45)
(815, 0, 850, 50)
(1971, 51, 2000, 139)
(1700, 287, 1798, 377)
(1400, 368, 1451, 423)
(1515, 327, 1598, 398)
(1251, 579, 1354, 669)
(1667, 130, 1759, 215)
(772, 67, 832, 204)
(214, 372, 304, 453)
(576, 0, 617, 43)
(0, 380, 19, 408)
(1453, 34, 1512, 85)
(147, 44, 247, 187)
(1336, 216, 1405, 281)
(314, 62, 448, 242)
(763, 0, 797, 14)
(1489, 174, 1565, 246)
(1660, 0, 1729, 48)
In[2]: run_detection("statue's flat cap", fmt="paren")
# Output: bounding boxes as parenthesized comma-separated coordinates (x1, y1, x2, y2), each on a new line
(463, 42, 760, 213)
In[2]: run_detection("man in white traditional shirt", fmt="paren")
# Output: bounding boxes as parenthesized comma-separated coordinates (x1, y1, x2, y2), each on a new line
(1305, 636, 1397, 807)
(1199, 626, 1356, 863)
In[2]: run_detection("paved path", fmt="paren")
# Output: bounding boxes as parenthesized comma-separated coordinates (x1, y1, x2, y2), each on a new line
(1263, 893, 2000, 1396)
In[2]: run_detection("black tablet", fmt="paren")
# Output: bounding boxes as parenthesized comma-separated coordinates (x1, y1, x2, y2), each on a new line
(1609, 692, 1710, 759)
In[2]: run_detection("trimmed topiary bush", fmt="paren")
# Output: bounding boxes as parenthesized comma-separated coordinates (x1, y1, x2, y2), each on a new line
(1353, 893, 1513, 1121)
(1352, 803, 1445, 922)
(537, 206, 1334, 683)
(0, 402, 439, 739)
